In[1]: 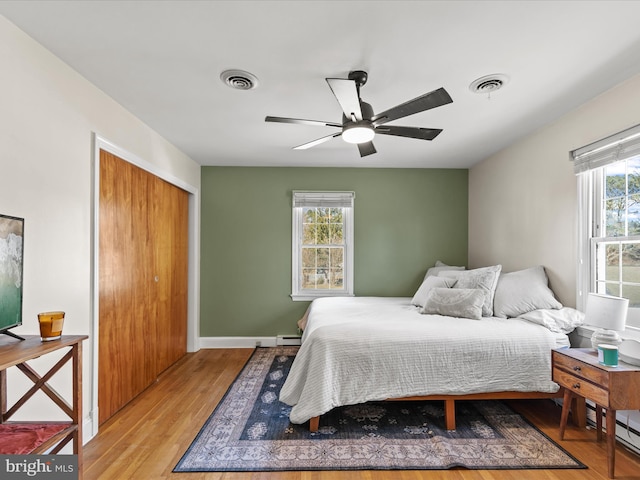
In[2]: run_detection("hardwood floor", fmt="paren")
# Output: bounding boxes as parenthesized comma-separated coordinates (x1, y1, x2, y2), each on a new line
(84, 348, 640, 480)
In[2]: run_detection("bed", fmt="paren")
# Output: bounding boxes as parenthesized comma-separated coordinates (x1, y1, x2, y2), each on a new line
(279, 264, 585, 431)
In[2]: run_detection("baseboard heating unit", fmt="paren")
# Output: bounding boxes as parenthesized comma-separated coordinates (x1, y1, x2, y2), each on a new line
(586, 403, 640, 455)
(276, 335, 302, 346)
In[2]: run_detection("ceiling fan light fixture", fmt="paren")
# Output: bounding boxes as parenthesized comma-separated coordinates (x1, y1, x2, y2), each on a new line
(342, 123, 375, 144)
(265, 71, 452, 157)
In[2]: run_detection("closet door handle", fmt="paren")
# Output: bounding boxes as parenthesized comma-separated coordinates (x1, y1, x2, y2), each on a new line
(154, 276, 159, 283)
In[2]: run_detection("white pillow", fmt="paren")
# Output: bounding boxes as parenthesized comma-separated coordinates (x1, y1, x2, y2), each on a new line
(424, 261, 465, 279)
(493, 266, 562, 318)
(517, 307, 584, 334)
(435, 260, 457, 267)
(439, 265, 502, 317)
(421, 288, 484, 320)
(411, 276, 457, 307)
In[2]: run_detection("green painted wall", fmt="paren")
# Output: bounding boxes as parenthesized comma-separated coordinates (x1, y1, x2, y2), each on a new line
(200, 167, 468, 337)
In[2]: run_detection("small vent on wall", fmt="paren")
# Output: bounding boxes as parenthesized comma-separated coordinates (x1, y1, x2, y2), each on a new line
(220, 69, 259, 90)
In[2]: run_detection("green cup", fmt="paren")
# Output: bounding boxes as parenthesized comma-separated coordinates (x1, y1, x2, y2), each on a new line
(597, 344, 619, 367)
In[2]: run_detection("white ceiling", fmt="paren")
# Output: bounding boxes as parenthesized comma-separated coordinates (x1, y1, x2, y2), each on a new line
(2, 0, 640, 168)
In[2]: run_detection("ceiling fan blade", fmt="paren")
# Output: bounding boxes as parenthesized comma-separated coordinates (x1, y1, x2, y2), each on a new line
(326, 78, 363, 121)
(293, 132, 342, 150)
(371, 87, 453, 126)
(375, 125, 443, 141)
(357, 141, 377, 157)
(265, 116, 342, 128)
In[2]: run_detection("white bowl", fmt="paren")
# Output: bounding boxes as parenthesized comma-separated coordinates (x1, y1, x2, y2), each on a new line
(618, 339, 640, 366)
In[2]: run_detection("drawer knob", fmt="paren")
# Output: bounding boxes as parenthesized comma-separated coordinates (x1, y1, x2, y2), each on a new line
(573, 366, 581, 372)
(572, 383, 581, 389)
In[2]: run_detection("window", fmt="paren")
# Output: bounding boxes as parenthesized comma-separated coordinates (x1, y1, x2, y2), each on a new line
(291, 191, 354, 301)
(574, 123, 640, 330)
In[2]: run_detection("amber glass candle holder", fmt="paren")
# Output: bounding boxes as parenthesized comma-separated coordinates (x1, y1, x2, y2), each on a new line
(38, 311, 65, 341)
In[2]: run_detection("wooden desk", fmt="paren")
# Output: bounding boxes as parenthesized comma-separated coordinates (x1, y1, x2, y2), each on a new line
(552, 347, 640, 478)
(0, 335, 87, 478)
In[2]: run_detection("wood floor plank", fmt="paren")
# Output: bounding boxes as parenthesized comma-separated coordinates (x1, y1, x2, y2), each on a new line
(84, 348, 640, 480)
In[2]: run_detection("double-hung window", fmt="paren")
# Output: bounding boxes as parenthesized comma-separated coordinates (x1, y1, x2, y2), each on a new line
(291, 191, 354, 301)
(573, 123, 640, 330)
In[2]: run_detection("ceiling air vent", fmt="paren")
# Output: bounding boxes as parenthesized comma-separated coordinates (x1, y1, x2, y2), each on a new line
(469, 74, 509, 95)
(220, 69, 259, 90)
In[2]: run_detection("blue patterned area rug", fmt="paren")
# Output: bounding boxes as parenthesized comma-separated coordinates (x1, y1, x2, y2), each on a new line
(174, 347, 586, 472)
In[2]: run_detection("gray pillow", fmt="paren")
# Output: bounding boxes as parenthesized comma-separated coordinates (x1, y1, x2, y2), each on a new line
(439, 265, 502, 317)
(421, 288, 484, 320)
(424, 261, 465, 279)
(411, 276, 457, 307)
(493, 266, 562, 318)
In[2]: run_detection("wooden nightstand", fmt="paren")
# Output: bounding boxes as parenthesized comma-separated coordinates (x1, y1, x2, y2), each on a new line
(552, 347, 640, 478)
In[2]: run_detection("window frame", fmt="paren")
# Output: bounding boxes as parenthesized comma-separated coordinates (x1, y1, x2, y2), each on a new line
(291, 191, 354, 301)
(590, 165, 640, 330)
(574, 123, 640, 331)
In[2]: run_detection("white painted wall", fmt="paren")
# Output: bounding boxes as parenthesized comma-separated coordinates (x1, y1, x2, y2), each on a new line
(0, 16, 200, 442)
(469, 72, 640, 307)
(470, 74, 640, 453)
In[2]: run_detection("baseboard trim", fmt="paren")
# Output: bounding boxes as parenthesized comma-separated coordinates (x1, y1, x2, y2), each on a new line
(84, 413, 96, 445)
(199, 336, 278, 348)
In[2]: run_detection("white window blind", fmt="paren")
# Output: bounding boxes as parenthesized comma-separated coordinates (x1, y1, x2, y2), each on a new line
(572, 123, 640, 174)
(292, 191, 355, 208)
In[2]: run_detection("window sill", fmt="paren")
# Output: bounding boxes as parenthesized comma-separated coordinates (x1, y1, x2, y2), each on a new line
(291, 292, 354, 302)
(574, 324, 640, 342)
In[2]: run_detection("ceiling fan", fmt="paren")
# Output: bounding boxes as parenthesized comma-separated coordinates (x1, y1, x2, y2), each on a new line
(265, 70, 453, 157)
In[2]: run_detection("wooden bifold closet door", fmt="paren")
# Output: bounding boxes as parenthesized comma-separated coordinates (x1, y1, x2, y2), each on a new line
(98, 150, 188, 425)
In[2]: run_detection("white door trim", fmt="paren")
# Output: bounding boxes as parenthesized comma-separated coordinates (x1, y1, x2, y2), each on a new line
(90, 134, 200, 440)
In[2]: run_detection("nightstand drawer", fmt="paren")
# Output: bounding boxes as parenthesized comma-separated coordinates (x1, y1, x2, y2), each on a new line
(552, 351, 609, 387)
(553, 367, 610, 406)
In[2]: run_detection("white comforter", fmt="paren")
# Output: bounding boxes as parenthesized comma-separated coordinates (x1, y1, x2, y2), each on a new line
(280, 297, 565, 424)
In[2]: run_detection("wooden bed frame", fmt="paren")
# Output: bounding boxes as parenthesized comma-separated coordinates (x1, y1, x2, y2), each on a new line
(308, 388, 585, 432)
